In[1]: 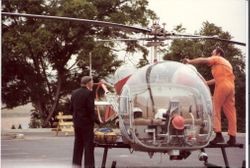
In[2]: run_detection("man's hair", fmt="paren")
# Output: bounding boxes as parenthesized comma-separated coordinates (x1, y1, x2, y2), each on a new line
(215, 47, 225, 57)
(81, 76, 92, 85)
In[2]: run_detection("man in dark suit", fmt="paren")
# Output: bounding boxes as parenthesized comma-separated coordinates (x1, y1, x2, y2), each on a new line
(70, 76, 100, 168)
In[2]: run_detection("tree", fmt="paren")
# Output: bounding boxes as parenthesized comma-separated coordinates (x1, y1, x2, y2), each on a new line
(163, 22, 246, 132)
(2, 0, 156, 127)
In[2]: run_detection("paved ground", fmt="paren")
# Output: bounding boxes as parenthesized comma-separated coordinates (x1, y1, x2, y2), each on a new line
(1, 129, 247, 168)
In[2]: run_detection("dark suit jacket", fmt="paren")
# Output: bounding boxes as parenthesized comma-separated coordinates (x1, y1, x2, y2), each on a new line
(70, 86, 98, 128)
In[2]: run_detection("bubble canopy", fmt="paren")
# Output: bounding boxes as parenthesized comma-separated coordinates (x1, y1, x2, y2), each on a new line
(118, 61, 213, 150)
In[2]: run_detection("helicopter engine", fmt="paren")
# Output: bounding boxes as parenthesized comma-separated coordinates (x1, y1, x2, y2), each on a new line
(117, 61, 213, 159)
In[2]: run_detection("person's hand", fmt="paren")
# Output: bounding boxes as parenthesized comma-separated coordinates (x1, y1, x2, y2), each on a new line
(98, 122, 106, 128)
(182, 58, 190, 64)
(100, 79, 107, 84)
(96, 119, 104, 127)
(94, 116, 102, 126)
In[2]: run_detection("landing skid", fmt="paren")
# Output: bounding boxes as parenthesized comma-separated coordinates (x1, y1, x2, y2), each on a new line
(202, 143, 244, 168)
(95, 141, 130, 168)
(95, 141, 244, 168)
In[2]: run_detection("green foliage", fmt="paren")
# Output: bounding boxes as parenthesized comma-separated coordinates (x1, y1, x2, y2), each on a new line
(164, 22, 246, 132)
(2, 0, 156, 127)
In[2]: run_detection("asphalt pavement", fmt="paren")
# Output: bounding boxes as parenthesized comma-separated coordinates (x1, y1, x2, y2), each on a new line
(1, 129, 247, 168)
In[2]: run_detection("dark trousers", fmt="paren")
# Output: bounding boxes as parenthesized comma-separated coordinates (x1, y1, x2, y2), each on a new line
(73, 125, 95, 168)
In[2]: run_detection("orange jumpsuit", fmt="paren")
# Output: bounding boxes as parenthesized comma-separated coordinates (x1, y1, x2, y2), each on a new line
(207, 56, 237, 136)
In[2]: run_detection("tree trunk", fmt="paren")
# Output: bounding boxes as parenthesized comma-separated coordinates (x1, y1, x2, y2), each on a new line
(39, 56, 53, 103)
(45, 73, 62, 126)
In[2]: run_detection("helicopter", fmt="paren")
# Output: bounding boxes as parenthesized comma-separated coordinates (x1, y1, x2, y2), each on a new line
(2, 11, 246, 162)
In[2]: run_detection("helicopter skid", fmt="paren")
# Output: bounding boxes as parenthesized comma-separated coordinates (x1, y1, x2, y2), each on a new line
(94, 140, 244, 168)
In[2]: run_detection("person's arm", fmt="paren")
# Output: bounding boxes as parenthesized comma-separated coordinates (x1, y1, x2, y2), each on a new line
(183, 57, 210, 65)
(87, 91, 101, 125)
(206, 79, 215, 85)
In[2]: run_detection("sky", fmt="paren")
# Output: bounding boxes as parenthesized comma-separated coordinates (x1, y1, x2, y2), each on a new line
(147, 0, 247, 47)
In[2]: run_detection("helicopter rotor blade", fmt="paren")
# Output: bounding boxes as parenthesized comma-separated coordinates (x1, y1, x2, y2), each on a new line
(2, 12, 245, 46)
(167, 33, 246, 46)
(1, 12, 151, 34)
(95, 37, 154, 42)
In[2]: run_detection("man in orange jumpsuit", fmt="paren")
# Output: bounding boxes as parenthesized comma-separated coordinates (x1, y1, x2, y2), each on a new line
(183, 47, 237, 145)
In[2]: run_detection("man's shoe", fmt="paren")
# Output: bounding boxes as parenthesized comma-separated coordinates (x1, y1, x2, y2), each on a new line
(227, 135, 236, 145)
(210, 132, 225, 145)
